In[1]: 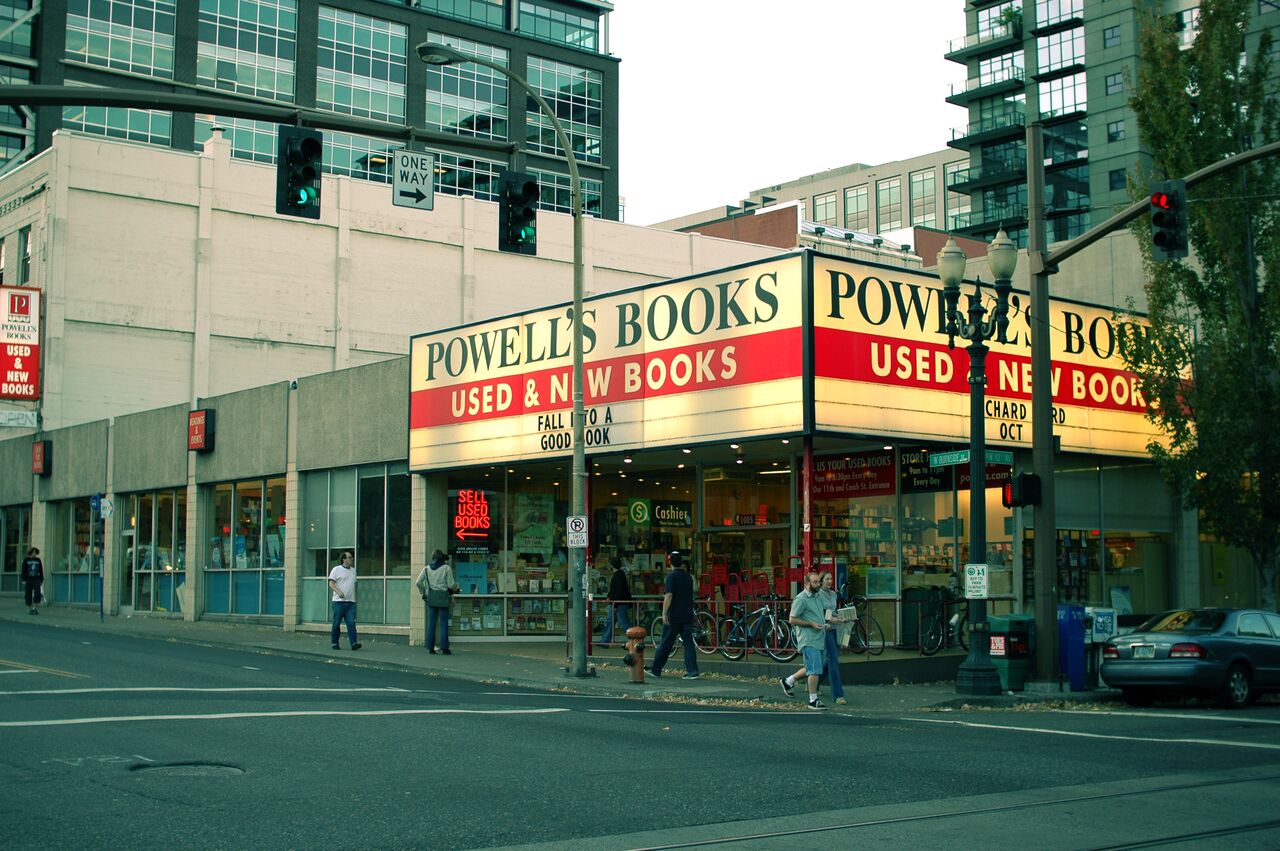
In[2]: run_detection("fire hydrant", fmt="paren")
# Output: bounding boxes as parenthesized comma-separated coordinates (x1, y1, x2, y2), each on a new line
(622, 625, 648, 683)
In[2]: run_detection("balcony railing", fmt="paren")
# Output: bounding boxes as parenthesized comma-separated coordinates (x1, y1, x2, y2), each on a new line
(949, 203, 1028, 231)
(950, 113, 1026, 143)
(948, 65, 1026, 98)
(945, 21, 1021, 57)
(946, 156, 1028, 189)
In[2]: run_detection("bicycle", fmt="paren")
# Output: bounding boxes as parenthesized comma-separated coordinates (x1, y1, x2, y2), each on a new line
(648, 600, 718, 655)
(719, 596, 797, 662)
(920, 595, 969, 656)
(841, 595, 886, 656)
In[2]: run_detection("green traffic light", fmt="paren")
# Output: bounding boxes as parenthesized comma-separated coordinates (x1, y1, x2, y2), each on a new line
(518, 224, 536, 243)
(291, 185, 318, 207)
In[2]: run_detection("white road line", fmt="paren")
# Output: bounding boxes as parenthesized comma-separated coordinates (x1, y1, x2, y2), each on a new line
(0, 686, 411, 696)
(588, 709, 800, 715)
(1056, 709, 1280, 726)
(0, 707, 569, 728)
(904, 717, 1280, 751)
(0, 670, 37, 675)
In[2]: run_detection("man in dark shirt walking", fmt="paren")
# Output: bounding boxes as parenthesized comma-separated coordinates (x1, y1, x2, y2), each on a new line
(601, 556, 633, 644)
(22, 547, 44, 614)
(649, 551, 699, 680)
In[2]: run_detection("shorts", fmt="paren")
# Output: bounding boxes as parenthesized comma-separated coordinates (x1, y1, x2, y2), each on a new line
(801, 645, 826, 676)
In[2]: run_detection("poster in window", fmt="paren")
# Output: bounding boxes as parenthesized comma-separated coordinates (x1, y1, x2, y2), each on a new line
(513, 493, 553, 561)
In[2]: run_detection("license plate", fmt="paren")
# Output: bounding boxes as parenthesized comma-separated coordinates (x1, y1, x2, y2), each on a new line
(1132, 645, 1156, 659)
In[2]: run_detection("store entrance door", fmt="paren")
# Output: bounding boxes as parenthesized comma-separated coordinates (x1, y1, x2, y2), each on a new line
(702, 528, 792, 599)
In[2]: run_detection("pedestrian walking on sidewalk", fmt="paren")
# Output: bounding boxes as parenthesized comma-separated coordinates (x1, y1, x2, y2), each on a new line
(22, 547, 44, 615)
(780, 571, 833, 709)
(417, 549, 457, 655)
(649, 551, 700, 680)
(819, 571, 848, 705)
(601, 556, 632, 644)
(328, 551, 360, 650)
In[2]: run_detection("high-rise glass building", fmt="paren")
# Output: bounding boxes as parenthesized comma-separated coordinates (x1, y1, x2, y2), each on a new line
(0, 0, 618, 218)
(944, 0, 1279, 247)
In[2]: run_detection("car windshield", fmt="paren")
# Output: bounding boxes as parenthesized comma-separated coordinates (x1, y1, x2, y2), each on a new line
(1136, 610, 1226, 633)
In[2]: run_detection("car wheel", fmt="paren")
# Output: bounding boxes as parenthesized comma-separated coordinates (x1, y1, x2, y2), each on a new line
(1122, 688, 1154, 707)
(1219, 664, 1252, 710)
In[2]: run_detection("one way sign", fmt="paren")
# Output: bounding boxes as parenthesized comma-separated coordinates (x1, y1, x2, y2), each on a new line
(392, 149, 435, 210)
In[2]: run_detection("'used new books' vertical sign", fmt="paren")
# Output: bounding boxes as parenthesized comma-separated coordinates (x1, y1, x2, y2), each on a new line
(1, 287, 40, 401)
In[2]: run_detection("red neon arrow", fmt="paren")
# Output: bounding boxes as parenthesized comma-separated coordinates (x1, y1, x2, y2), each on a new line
(455, 529, 487, 540)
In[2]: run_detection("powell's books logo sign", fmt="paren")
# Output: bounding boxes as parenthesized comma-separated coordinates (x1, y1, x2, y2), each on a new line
(8, 291, 31, 320)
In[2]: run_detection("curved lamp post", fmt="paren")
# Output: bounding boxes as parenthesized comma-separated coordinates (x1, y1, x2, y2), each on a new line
(417, 42, 591, 678)
(937, 230, 1017, 696)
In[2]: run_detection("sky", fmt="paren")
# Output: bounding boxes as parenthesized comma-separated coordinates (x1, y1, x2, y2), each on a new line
(608, 1, 970, 226)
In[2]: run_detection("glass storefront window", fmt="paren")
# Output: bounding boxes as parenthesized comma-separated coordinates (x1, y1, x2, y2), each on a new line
(811, 449, 898, 599)
(49, 497, 101, 604)
(203, 477, 286, 617)
(118, 488, 187, 613)
(1, 504, 31, 594)
(300, 463, 412, 625)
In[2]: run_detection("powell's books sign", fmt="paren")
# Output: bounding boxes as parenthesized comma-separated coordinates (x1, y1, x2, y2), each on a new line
(1, 286, 40, 401)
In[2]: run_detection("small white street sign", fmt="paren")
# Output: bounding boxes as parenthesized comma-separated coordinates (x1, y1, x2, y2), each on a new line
(392, 149, 435, 210)
(964, 563, 989, 599)
(100, 497, 114, 520)
(566, 514, 588, 548)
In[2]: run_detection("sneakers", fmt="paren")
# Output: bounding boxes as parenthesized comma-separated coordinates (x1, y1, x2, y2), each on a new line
(835, 697, 848, 705)
(441, 649, 452, 655)
(647, 668, 660, 678)
(28, 607, 37, 615)
(351, 643, 362, 650)
(331, 644, 340, 650)
(779, 677, 795, 697)
(681, 672, 700, 680)
(808, 698, 827, 710)
(428, 649, 436, 655)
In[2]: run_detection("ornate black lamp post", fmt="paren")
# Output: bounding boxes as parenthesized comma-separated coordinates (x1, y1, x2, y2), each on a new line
(936, 230, 1018, 696)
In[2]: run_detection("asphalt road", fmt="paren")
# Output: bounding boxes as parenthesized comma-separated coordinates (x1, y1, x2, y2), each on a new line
(4, 619, 1280, 850)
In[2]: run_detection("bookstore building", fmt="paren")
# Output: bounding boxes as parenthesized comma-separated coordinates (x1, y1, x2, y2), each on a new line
(2, 251, 1216, 640)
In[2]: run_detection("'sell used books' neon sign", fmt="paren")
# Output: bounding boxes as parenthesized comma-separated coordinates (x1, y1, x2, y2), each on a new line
(453, 489, 491, 541)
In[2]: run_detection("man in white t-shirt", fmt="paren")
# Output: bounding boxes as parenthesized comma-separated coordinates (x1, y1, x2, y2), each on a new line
(328, 551, 360, 650)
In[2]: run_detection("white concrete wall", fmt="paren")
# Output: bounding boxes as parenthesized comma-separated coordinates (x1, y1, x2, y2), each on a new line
(0, 130, 774, 433)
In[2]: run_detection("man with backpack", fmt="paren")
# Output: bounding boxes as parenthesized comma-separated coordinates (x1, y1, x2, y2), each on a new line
(22, 547, 44, 614)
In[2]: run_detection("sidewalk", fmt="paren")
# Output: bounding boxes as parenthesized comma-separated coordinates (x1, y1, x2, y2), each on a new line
(0, 598, 1120, 712)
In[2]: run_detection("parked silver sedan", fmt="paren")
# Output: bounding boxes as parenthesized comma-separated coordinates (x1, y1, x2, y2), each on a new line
(1101, 608, 1280, 708)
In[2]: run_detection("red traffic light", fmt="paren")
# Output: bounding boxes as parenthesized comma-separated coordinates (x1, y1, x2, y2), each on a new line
(1150, 191, 1173, 210)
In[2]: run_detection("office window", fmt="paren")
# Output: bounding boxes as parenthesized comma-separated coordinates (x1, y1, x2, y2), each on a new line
(1107, 120, 1126, 142)
(909, 169, 936, 228)
(317, 8, 407, 124)
(1046, 164, 1089, 211)
(194, 115, 277, 164)
(813, 192, 837, 226)
(1039, 72, 1087, 118)
(1174, 9, 1200, 47)
(1261, 1, 1280, 13)
(519, 1, 599, 52)
(1105, 73, 1124, 95)
(1044, 120, 1087, 165)
(526, 55, 603, 164)
(877, 177, 902, 231)
(66, 0, 177, 78)
(0, 0, 33, 59)
(418, 0, 503, 29)
(423, 33, 509, 142)
(324, 131, 396, 184)
(533, 169, 603, 218)
(197, 0, 296, 101)
(976, 92, 1025, 125)
(17, 225, 29, 285)
(944, 162, 971, 222)
(1109, 169, 1127, 191)
(978, 51, 1023, 86)
(62, 104, 172, 146)
(1103, 26, 1121, 49)
(431, 150, 502, 201)
(977, 2, 1018, 33)
(1037, 27, 1085, 74)
(844, 185, 869, 231)
(1035, 0, 1083, 27)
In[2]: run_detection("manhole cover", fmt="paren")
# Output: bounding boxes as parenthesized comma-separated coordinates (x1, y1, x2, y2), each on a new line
(131, 763, 244, 777)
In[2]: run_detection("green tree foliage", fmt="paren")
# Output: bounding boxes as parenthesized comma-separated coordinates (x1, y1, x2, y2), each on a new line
(1121, 0, 1279, 609)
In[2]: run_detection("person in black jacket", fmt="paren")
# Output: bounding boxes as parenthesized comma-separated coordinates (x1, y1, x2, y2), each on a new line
(22, 547, 44, 614)
(601, 556, 632, 644)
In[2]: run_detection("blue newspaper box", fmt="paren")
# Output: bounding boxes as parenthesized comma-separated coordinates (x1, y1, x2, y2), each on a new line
(1058, 603, 1086, 691)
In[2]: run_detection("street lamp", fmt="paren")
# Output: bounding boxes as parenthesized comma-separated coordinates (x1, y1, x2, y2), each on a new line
(418, 42, 592, 677)
(937, 230, 1017, 696)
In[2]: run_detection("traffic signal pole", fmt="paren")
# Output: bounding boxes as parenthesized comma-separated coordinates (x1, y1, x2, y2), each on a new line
(1023, 131, 1280, 686)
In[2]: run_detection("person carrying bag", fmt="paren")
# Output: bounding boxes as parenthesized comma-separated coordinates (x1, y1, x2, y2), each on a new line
(416, 549, 458, 655)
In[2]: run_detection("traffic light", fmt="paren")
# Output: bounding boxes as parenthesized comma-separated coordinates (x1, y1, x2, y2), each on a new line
(498, 170, 539, 254)
(275, 126, 323, 219)
(1148, 179, 1188, 261)
(1001, 472, 1042, 508)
